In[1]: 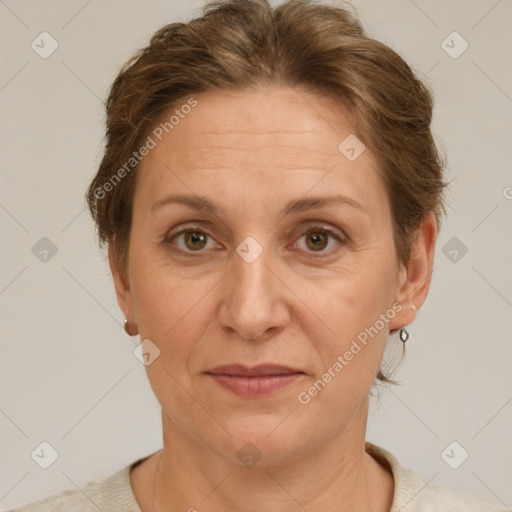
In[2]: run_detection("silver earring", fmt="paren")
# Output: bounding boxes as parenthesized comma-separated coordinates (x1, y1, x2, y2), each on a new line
(399, 327, 409, 343)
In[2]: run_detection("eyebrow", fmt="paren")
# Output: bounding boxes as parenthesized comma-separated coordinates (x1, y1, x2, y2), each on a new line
(150, 193, 368, 216)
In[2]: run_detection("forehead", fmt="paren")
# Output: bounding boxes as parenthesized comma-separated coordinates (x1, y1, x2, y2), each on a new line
(134, 86, 384, 213)
(159, 87, 354, 166)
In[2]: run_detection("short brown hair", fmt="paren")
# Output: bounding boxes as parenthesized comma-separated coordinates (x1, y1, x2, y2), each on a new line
(86, 0, 447, 384)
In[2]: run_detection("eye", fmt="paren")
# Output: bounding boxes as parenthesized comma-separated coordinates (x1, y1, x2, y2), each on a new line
(293, 225, 346, 256)
(165, 226, 220, 255)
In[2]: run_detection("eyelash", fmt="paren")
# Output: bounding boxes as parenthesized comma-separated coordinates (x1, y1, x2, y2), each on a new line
(164, 224, 346, 259)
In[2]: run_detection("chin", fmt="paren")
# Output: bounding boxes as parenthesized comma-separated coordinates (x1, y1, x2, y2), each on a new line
(212, 413, 313, 468)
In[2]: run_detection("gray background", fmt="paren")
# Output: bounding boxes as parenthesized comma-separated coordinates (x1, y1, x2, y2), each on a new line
(1, 0, 511, 509)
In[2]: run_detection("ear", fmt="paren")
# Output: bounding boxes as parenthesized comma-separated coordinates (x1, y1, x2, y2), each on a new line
(389, 212, 438, 330)
(108, 238, 135, 323)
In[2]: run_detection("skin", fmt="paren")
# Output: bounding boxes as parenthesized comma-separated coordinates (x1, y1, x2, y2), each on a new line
(109, 86, 437, 512)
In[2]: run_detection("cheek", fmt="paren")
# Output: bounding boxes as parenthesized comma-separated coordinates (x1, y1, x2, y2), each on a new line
(131, 263, 211, 417)
(323, 254, 397, 320)
(307, 255, 398, 372)
(298, 281, 395, 417)
(129, 248, 226, 369)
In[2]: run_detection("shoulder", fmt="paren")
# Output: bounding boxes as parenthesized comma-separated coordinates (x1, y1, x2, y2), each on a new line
(404, 481, 505, 511)
(9, 457, 146, 512)
(365, 441, 506, 512)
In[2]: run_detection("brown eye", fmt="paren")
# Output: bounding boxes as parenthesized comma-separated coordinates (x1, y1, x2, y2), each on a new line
(305, 231, 328, 251)
(166, 227, 218, 254)
(294, 225, 345, 257)
(183, 231, 208, 251)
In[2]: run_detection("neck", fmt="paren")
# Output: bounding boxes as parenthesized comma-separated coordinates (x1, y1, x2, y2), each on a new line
(143, 398, 393, 512)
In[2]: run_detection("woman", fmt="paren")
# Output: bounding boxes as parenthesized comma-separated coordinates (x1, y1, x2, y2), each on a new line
(13, 0, 505, 510)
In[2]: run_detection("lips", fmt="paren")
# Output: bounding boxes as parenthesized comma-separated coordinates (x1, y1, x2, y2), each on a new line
(206, 364, 304, 377)
(205, 364, 305, 398)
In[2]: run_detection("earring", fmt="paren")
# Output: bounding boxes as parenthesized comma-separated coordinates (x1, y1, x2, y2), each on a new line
(399, 327, 409, 343)
(124, 319, 139, 336)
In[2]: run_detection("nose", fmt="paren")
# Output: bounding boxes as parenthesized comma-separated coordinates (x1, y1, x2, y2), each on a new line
(218, 242, 291, 341)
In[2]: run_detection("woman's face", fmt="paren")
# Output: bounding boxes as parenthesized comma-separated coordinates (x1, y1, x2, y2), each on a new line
(111, 86, 434, 465)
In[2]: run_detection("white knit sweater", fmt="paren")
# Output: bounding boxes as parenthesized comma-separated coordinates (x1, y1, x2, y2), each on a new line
(10, 442, 505, 511)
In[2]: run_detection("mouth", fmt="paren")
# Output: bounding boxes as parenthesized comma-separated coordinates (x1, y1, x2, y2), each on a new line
(205, 364, 306, 398)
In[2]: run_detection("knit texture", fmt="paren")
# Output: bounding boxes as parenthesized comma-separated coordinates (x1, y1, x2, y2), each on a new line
(11, 442, 505, 511)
